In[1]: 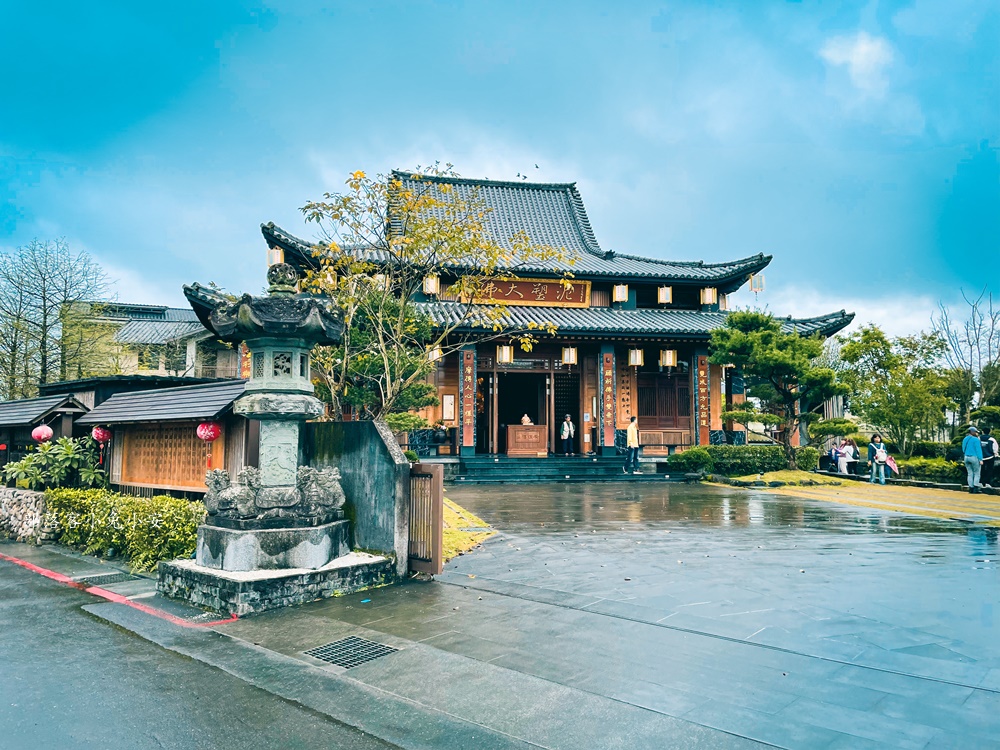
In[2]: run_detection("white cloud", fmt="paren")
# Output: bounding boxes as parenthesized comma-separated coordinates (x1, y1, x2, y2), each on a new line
(729, 285, 946, 338)
(819, 31, 894, 97)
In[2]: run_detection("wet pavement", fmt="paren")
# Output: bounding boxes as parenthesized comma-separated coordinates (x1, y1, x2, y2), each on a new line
(220, 482, 1000, 749)
(0, 557, 396, 750)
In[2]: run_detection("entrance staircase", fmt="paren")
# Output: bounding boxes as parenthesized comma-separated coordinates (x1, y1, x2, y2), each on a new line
(450, 455, 682, 485)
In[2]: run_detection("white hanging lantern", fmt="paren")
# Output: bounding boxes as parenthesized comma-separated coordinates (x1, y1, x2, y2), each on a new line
(561, 347, 578, 365)
(422, 274, 440, 295)
(428, 346, 442, 362)
(613, 284, 629, 302)
(719, 293, 729, 311)
(497, 345, 514, 364)
(372, 273, 389, 289)
(749, 274, 765, 293)
(700, 287, 718, 305)
(659, 349, 678, 367)
(628, 348, 644, 367)
(267, 246, 284, 267)
(658, 286, 673, 304)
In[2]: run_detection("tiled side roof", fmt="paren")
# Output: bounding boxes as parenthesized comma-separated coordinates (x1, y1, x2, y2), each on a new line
(88, 303, 198, 322)
(262, 220, 770, 287)
(114, 320, 206, 345)
(0, 394, 86, 427)
(415, 301, 854, 339)
(78, 380, 247, 425)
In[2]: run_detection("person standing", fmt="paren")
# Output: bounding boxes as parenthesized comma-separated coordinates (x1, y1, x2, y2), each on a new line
(963, 426, 984, 493)
(846, 438, 860, 475)
(980, 427, 997, 487)
(868, 434, 888, 485)
(836, 438, 852, 474)
(623, 415, 641, 475)
(560, 414, 576, 456)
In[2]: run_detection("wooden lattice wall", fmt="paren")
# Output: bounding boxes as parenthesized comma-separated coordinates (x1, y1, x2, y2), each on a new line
(119, 421, 226, 491)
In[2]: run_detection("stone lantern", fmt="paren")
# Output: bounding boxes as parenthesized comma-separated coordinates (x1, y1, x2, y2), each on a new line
(180, 262, 348, 571)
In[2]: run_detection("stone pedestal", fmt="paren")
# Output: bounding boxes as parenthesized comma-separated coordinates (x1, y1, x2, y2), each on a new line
(196, 519, 349, 572)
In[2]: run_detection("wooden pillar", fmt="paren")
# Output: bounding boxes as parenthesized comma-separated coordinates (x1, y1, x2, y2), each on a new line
(458, 346, 477, 456)
(599, 344, 616, 456)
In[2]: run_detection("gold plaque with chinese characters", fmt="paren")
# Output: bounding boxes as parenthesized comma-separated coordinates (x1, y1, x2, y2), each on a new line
(466, 278, 591, 308)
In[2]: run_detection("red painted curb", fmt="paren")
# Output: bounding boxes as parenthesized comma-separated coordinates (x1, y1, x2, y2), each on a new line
(0, 551, 238, 627)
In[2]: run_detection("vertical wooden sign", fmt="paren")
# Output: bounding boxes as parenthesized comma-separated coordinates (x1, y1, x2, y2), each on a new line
(601, 352, 615, 447)
(697, 355, 710, 445)
(460, 350, 476, 448)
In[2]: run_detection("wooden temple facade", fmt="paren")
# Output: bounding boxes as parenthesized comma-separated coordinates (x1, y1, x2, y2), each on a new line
(264, 172, 853, 457)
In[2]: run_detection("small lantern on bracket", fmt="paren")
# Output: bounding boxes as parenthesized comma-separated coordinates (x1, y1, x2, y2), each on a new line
(561, 347, 578, 365)
(496, 345, 514, 364)
(700, 287, 719, 305)
(428, 345, 443, 363)
(749, 274, 765, 293)
(267, 245, 284, 267)
(628, 348, 644, 367)
(658, 286, 673, 304)
(422, 274, 440, 296)
(719, 293, 729, 311)
(91, 426, 112, 467)
(613, 284, 629, 303)
(659, 349, 678, 368)
(197, 421, 222, 470)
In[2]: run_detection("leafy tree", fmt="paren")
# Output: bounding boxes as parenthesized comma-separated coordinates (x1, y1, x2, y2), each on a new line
(299, 166, 573, 419)
(709, 311, 847, 468)
(838, 325, 949, 457)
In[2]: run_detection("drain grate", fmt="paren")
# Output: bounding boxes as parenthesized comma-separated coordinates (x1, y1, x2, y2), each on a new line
(77, 572, 137, 586)
(304, 636, 399, 669)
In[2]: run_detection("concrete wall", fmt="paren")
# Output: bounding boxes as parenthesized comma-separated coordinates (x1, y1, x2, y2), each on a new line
(301, 420, 409, 578)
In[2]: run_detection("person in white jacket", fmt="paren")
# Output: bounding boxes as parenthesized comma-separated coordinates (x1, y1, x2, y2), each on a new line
(560, 414, 576, 456)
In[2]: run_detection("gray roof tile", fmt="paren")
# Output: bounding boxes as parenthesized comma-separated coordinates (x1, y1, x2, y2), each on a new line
(415, 301, 854, 339)
(114, 320, 206, 345)
(0, 395, 87, 427)
(262, 172, 771, 286)
(78, 380, 247, 425)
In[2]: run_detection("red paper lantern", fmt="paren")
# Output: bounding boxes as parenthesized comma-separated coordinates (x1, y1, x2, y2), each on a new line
(31, 425, 54, 443)
(197, 421, 222, 442)
(91, 426, 112, 444)
(0, 444, 7, 451)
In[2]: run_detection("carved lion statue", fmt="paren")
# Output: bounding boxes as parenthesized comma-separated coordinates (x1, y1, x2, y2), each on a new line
(297, 466, 347, 514)
(219, 466, 261, 518)
(203, 469, 231, 515)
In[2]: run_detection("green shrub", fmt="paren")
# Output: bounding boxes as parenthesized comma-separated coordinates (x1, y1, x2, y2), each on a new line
(704, 445, 787, 476)
(404, 449, 419, 463)
(895, 457, 965, 484)
(4, 437, 107, 490)
(796, 447, 820, 471)
(909, 441, 949, 459)
(667, 447, 714, 473)
(385, 412, 429, 433)
(45, 489, 205, 571)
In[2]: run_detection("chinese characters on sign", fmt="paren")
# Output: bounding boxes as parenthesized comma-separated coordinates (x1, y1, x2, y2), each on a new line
(697, 355, 710, 445)
(460, 350, 476, 447)
(470, 278, 591, 308)
(601, 352, 615, 448)
(617, 362, 633, 426)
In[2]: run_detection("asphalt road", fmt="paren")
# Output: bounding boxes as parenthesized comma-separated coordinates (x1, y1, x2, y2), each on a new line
(0, 560, 398, 750)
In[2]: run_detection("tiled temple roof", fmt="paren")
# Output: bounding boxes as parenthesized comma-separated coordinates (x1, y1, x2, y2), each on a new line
(261, 172, 771, 288)
(415, 301, 854, 340)
(0, 394, 88, 428)
(78, 380, 247, 425)
(114, 319, 205, 345)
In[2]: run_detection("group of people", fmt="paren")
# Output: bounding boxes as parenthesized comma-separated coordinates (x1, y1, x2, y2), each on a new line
(830, 434, 895, 484)
(962, 426, 997, 493)
(558, 414, 644, 474)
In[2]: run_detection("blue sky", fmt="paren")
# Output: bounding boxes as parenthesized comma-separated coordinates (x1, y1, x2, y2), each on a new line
(2, 1, 998, 335)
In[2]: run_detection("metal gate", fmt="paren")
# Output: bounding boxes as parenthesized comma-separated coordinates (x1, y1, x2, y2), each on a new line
(408, 463, 444, 574)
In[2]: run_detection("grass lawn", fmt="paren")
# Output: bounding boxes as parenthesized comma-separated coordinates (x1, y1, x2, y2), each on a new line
(728, 469, 842, 485)
(443, 497, 495, 561)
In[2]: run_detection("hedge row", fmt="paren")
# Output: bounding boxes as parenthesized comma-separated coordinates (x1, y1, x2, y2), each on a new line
(667, 445, 790, 476)
(895, 458, 966, 484)
(45, 489, 205, 571)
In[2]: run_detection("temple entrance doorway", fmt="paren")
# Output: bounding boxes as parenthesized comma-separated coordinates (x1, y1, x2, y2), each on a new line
(553, 372, 580, 454)
(495, 372, 547, 454)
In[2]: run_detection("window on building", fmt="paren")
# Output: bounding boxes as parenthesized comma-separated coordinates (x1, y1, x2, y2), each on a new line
(164, 342, 187, 373)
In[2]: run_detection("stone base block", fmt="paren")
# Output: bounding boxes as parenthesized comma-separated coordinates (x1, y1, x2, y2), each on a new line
(196, 520, 349, 572)
(157, 552, 396, 616)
